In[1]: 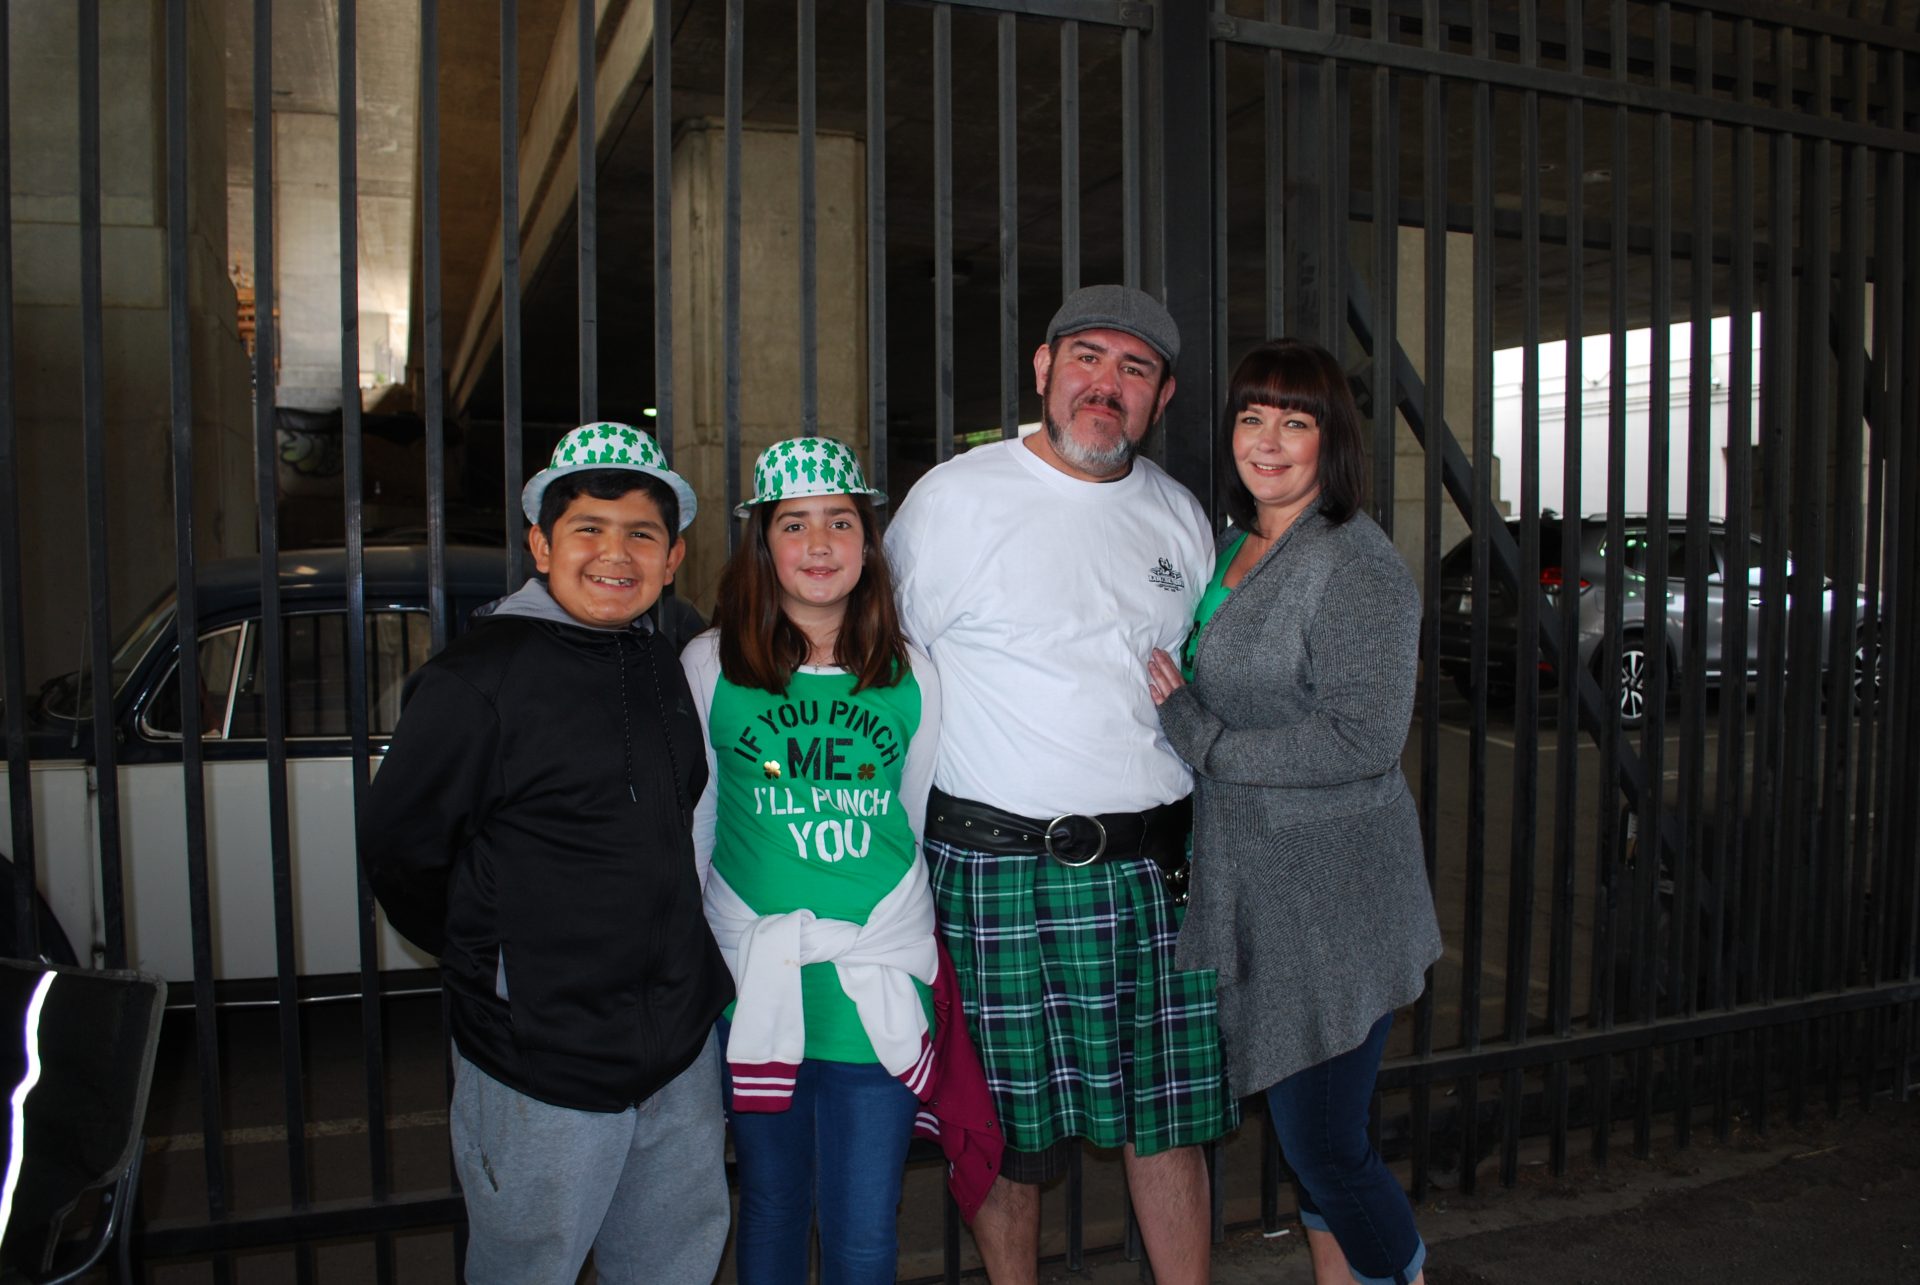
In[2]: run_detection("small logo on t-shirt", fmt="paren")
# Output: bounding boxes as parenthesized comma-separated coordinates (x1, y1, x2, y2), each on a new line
(1148, 557, 1186, 592)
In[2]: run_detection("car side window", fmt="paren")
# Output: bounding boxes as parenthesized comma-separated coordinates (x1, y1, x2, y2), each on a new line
(1619, 528, 1703, 581)
(142, 612, 432, 743)
(139, 625, 248, 740)
(225, 611, 434, 741)
(1620, 530, 1652, 576)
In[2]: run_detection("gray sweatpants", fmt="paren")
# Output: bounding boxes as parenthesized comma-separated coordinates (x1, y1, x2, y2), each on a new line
(450, 1032, 729, 1285)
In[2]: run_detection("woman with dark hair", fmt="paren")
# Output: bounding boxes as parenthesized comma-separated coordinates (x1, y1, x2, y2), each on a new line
(683, 436, 944, 1285)
(1146, 339, 1441, 1285)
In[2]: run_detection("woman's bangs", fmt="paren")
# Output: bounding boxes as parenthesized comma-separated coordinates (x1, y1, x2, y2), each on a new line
(1227, 350, 1333, 425)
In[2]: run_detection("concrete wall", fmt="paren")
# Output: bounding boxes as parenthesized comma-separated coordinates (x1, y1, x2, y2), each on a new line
(669, 119, 868, 614)
(8, 0, 252, 688)
(1386, 226, 1481, 579)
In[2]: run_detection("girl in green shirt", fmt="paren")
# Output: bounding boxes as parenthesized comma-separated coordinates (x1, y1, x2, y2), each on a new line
(683, 436, 942, 1285)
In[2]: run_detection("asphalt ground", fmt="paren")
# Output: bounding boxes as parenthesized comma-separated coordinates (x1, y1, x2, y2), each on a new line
(1057, 1091, 1920, 1284)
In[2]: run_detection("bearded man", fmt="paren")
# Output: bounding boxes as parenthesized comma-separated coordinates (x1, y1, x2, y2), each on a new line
(885, 285, 1236, 1285)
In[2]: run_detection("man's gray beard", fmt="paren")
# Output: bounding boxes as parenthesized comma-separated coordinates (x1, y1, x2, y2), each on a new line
(1044, 410, 1141, 478)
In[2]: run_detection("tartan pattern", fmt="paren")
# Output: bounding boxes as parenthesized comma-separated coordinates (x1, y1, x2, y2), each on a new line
(927, 839, 1240, 1157)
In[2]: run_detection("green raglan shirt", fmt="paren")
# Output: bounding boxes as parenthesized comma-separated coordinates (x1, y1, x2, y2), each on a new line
(707, 665, 932, 1062)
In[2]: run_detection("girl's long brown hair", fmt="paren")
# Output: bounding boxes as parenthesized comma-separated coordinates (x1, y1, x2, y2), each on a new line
(712, 495, 909, 695)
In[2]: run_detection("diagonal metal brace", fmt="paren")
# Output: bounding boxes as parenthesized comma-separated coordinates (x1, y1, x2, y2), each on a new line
(1343, 266, 1683, 867)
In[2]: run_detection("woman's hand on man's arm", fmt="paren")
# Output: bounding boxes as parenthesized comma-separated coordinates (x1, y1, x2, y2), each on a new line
(1145, 648, 1186, 706)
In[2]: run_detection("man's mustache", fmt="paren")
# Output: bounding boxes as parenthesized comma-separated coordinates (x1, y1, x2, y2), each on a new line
(1074, 392, 1124, 415)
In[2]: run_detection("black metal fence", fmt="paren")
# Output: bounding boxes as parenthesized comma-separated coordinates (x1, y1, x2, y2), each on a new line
(0, 0, 1914, 1279)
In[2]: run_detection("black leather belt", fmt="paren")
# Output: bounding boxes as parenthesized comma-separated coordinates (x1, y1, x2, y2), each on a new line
(926, 788, 1193, 903)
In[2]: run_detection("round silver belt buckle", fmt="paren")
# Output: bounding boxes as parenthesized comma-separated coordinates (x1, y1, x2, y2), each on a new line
(1044, 813, 1107, 867)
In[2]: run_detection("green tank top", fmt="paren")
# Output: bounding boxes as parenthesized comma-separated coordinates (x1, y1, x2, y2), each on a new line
(1181, 531, 1247, 678)
(708, 665, 932, 1062)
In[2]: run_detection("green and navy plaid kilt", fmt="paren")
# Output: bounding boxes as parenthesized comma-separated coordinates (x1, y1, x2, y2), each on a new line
(927, 839, 1240, 1158)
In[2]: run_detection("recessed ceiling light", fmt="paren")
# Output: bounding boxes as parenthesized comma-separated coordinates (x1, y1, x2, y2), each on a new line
(1582, 167, 1613, 184)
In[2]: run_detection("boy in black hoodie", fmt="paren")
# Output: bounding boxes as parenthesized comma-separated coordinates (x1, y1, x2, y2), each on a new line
(363, 423, 732, 1284)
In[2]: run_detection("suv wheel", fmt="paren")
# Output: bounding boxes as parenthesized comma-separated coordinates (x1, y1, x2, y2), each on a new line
(1616, 637, 1649, 729)
(1854, 629, 1885, 714)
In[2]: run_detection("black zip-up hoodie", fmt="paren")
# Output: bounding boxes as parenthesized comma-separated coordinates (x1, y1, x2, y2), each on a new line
(361, 580, 730, 1112)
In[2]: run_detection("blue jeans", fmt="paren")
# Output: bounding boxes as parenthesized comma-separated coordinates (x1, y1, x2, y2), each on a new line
(1266, 1013, 1427, 1285)
(719, 1023, 920, 1285)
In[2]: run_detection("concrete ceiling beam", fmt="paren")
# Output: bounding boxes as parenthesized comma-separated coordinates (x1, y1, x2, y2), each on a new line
(447, 0, 659, 416)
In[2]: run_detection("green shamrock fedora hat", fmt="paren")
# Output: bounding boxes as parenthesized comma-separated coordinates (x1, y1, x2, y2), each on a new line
(734, 436, 887, 518)
(521, 422, 698, 531)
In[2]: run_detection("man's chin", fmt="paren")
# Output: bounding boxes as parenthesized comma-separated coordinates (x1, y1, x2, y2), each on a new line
(1047, 423, 1139, 477)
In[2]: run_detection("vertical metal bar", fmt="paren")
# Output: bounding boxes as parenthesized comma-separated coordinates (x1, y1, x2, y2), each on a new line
(1867, 52, 1905, 997)
(798, 0, 818, 437)
(1898, 126, 1919, 1024)
(1755, 24, 1796, 1036)
(1844, 46, 1883, 1116)
(998, 14, 1019, 440)
(654, 0, 674, 467)
(1550, 2, 1586, 1179)
(250, 0, 313, 1262)
(1264, 0, 1284, 337)
(1500, 0, 1543, 1190)
(1590, 0, 1630, 1165)
(1317, 7, 1344, 349)
(502, 0, 526, 587)
(933, 5, 954, 463)
(943, 1191, 961, 1284)
(0, 0, 40, 971)
(1632, 5, 1676, 1162)
(1832, 136, 1870, 1012)
(724, 0, 744, 536)
(167, 0, 230, 1239)
(1369, 3, 1396, 533)
(1747, 28, 1796, 1140)
(1460, 0, 1495, 1197)
(340, 5, 393, 1279)
(1210, 7, 1228, 439)
(1715, 14, 1756, 1148)
(577, 0, 598, 423)
(1208, 1139, 1225, 1244)
(1899, 134, 1920, 1024)
(1785, 46, 1835, 1125)
(1065, 1142, 1084, 1271)
(1671, 7, 1715, 1151)
(77, 0, 125, 971)
(1814, 84, 1855, 1122)
(866, 0, 888, 492)
(421, 0, 447, 651)
(1060, 21, 1080, 298)
(1160, 0, 1213, 503)
(1410, 0, 1444, 1199)
(1121, 27, 1141, 289)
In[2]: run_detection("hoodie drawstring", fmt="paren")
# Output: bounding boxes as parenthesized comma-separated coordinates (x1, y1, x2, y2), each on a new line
(619, 632, 691, 822)
(618, 637, 638, 802)
(646, 641, 690, 826)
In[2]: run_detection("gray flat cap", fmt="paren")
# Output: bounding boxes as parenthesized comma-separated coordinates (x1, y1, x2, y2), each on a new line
(1044, 284, 1180, 366)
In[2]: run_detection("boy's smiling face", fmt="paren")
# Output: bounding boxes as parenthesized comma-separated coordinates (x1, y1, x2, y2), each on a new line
(529, 487, 686, 628)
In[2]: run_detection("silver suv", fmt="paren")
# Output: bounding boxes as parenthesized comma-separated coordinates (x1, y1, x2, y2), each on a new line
(1435, 516, 1880, 728)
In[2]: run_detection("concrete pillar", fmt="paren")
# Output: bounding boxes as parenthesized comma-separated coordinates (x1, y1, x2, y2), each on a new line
(8, 0, 252, 687)
(669, 119, 867, 613)
(1388, 225, 1482, 578)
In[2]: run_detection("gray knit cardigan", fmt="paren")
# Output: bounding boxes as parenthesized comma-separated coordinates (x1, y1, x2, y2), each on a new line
(1157, 504, 1442, 1097)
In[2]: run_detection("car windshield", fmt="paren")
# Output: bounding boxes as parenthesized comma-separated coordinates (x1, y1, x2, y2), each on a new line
(37, 591, 176, 721)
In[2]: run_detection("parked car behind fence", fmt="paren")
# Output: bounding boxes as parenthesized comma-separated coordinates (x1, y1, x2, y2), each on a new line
(3, 545, 518, 991)
(1435, 515, 1881, 728)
